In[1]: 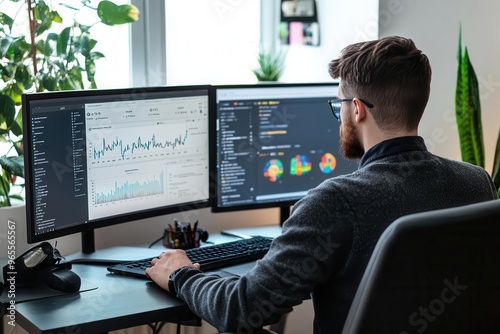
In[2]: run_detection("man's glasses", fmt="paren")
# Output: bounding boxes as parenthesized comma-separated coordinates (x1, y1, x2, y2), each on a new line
(328, 97, 374, 122)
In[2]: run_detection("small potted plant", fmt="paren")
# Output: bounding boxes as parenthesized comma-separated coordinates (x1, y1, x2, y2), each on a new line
(252, 48, 286, 82)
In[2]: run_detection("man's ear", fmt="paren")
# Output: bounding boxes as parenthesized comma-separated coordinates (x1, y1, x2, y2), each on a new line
(352, 98, 367, 123)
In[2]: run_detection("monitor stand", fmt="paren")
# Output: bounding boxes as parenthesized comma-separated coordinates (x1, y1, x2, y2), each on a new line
(82, 229, 97, 254)
(65, 230, 162, 264)
(279, 206, 291, 226)
(220, 206, 289, 239)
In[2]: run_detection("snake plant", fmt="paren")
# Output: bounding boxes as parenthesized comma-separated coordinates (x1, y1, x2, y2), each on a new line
(455, 27, 484, 168)
(456, 26, 500, 197)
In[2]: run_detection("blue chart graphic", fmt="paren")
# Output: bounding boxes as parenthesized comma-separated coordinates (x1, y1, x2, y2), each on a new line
(94, 172, 165, 205)
(93, 130, 188, 160)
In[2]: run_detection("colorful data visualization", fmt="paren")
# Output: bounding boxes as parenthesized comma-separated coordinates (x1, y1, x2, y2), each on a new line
(263, 152, 339, 182)
(290, 155, 312, 176)
(319, 153, 337, 174)
(263, 159, 284, 182)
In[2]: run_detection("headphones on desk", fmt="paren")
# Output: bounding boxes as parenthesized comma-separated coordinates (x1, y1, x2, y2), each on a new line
(197, 228, 210, 242)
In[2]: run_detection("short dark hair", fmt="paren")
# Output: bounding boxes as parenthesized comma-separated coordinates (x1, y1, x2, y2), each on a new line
(328, 36, 432, 131)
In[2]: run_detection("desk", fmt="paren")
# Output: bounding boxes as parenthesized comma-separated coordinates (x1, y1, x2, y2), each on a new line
(8, 225, 282, 333)
(14, 264, 195, 333)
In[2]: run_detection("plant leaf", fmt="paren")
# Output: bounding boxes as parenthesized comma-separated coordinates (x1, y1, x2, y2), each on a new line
(9, 37, 30, 62)
(252, 50, 286, 81)
(57, 27, 71, 56)
(11, 110, 23, 138)
(0, 35, 14, 58)
(68, 68, 84, 90)
(455, 31, 484, 168)
(15, 64, 33, 88)
(492, 128, 500, 190)
(0, 173, 11, 207)
(0, 95, 16, 131)
(0, 12, 14, 32)
(4, 82, 25, 105)
(51, 11, 63, 24)
(35, 1, 54, 36)
(41, 74, 58, 91)
(97, 1, 140, 26)
(0, 155, 24, 178)
(90, 51, 105, 60)
(85, 58, 96, 82)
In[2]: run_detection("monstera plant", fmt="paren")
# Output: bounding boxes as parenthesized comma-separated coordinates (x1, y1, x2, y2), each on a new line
(455, 26, 500, 197)
(0, 0, 139, 206)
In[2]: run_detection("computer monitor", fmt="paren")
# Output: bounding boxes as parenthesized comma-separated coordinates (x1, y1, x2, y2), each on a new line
(211, 83, 358, 225)
(22, 85, 211, 254)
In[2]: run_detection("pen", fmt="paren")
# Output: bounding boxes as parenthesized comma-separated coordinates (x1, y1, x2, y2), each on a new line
(193, 220, 199, 247)
(187, 223, 192, 247)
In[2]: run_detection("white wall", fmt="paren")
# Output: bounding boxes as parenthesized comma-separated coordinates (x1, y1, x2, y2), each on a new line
(378, 0, 500, 174)
(165, 0, 261, 85)
(281, 0, 379, 83)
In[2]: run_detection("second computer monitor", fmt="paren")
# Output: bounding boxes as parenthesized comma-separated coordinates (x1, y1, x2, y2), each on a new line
(211, 83, 358, 222)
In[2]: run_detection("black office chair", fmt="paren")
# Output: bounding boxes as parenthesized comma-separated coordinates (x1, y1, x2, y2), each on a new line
(342, 199, 500, 334)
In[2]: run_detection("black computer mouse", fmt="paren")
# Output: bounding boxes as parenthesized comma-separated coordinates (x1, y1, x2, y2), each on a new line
(39, 267, 81, 293)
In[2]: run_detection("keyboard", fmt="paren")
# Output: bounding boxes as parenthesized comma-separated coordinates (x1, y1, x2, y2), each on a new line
(107, 236, 273, 278)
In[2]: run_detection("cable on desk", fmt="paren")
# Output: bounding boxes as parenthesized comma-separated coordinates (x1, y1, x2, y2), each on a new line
(148, 236, 164, 248)
(148, 321, 169, 333)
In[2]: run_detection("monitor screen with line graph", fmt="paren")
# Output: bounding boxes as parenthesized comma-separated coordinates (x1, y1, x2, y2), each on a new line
(22, 85, 211, 253)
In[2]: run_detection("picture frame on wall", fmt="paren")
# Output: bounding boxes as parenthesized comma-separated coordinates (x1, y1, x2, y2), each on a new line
(280, 0, 320, 46)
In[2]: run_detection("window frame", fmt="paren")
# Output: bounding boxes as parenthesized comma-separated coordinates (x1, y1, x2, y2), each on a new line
(130, 0, 167, 87)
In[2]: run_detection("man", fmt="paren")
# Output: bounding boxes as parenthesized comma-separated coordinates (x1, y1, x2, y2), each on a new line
(146, 36, 498, 333)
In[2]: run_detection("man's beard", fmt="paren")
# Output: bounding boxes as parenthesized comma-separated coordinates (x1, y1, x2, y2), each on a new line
(340, 112, 364, 160)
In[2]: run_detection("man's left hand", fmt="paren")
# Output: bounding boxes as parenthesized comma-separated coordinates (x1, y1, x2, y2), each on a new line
(145, 249, 200, 291)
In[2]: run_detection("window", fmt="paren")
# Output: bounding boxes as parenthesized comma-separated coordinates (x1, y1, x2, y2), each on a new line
(161, 0, 378, 85)
(165, 0, 261, 85)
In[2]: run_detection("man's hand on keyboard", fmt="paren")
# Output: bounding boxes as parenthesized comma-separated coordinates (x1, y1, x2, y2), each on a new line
(145, 249, 200, 292)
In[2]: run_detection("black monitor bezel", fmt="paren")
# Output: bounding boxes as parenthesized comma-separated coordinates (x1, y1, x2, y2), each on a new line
(23, 85, 213, 244)
(209, 81, 341, 214)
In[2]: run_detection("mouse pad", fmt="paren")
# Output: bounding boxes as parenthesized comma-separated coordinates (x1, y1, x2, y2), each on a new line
(0, 278, 98, 304)
(215, 261, 257, 277)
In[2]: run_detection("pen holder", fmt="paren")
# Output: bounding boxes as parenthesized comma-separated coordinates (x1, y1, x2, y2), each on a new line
(162, 220, 208, 250)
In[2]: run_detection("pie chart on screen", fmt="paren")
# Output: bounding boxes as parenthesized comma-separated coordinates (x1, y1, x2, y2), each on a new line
(319, 153, 337, 174)
(263, 159, 284, 182)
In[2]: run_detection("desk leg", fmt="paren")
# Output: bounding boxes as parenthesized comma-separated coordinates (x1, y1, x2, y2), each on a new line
(268, 312, 289, 334)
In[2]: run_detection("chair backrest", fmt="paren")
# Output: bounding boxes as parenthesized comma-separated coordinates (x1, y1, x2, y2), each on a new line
(342, 199, 500, 334)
